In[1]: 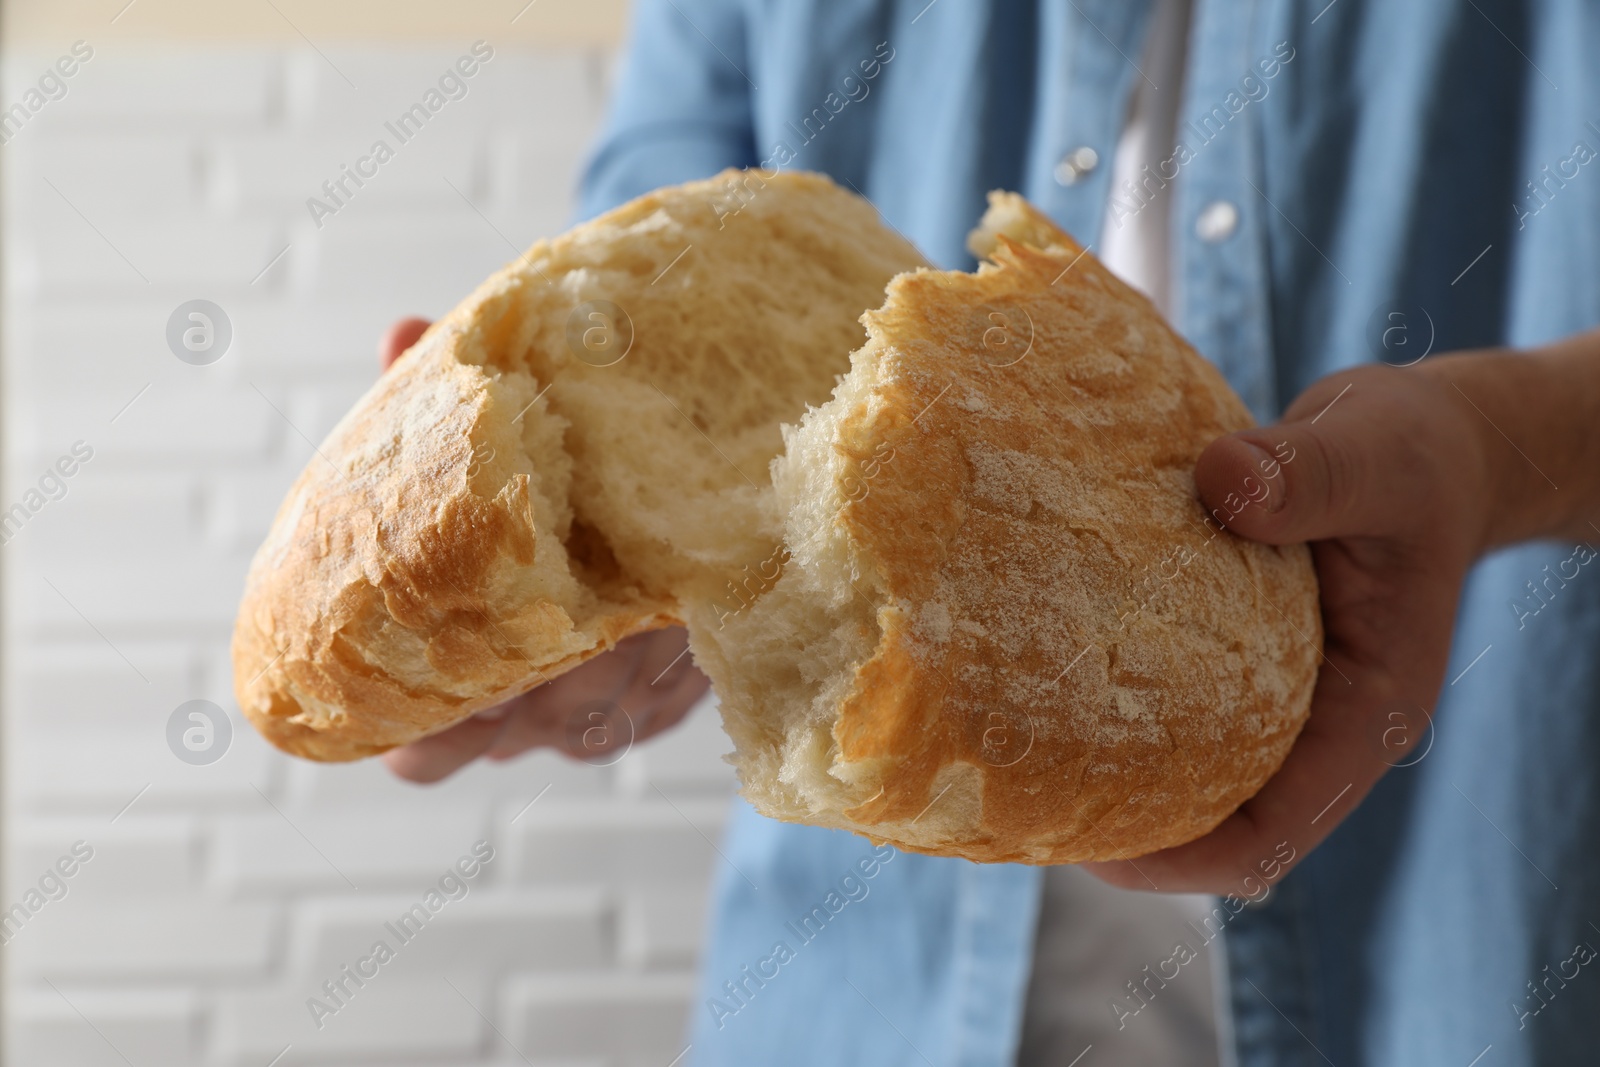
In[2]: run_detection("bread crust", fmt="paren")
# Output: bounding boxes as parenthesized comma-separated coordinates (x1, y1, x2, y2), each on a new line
(231, 281, 682, 761)
(734, 194, 1322, 863)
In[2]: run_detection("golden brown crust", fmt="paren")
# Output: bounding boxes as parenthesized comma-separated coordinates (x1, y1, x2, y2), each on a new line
(755, 194, 1321, 862)
(231, 294, 680, 761)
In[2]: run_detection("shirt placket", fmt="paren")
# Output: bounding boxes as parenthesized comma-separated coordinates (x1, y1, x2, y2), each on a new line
(1171, 0, 1281, 422)
(1023, 0, 1156, 246)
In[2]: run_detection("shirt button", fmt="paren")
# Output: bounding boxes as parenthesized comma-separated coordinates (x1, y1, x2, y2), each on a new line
(1196, 200, 1239, 242)
(1054, 146, 1099, 186)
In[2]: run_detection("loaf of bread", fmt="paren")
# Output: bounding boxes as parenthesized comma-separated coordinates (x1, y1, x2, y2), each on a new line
(233, 170, 1319, 862)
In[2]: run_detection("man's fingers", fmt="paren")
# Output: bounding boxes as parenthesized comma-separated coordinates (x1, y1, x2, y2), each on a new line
(483, 632, 658, 762)
(484, 660, 628, 761)
(484, 702, 567, 760)
(527, 628, 707, 759)
(638, 656, 713, 737)
(382, 712, 507, 784)
(379, 316, 432, 371)
(1194, 366, 1463, 548)
(1196, 416, 1383, 547)
(610, 627, 709, 741)
(385, 630, 709, 779)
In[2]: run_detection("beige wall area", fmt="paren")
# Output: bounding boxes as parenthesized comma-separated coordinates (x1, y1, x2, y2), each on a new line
(4, 0, 629, 48)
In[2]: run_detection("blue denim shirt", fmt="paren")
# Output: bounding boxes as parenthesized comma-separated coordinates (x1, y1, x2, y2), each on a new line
(579, 2, 1600, 1064)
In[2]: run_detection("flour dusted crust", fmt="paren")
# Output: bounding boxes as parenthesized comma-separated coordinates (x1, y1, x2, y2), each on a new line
(234, 173, 1319, 865)
(695, 193, 1321, 863)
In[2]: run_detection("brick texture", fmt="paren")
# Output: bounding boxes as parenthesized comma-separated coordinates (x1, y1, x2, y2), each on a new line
(2, 41, 738, 1067)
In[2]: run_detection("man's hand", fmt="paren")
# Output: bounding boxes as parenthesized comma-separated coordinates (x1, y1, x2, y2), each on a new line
(385, 625, 711, 783)
(379, 316, 432, 370)
(1086, 359, 1495, 896)
(375, 317, 712, 784)
(1087, 329, 1600, 895)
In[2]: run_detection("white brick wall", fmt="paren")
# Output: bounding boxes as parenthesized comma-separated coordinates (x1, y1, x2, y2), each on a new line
(2, 36, 739, 1067)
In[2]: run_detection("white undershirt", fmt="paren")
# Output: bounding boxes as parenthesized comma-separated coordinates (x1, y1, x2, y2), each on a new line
(1096, 0, 1191, 317)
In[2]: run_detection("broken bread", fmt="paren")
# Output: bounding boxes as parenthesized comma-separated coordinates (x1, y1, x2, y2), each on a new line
(232, 170, 1319, 862)
(686, 191, 1321, 862)
(231, 170, 927, 761)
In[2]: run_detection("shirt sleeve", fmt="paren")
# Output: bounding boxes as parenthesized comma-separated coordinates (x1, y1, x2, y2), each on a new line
(577, 0, 759, 219)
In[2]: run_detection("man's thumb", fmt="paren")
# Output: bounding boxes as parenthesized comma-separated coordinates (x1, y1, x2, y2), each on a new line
(379, 317, 432, 372)
(1193, 420, 1381, 545)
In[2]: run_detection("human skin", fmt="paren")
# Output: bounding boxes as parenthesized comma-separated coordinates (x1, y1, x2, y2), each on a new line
(379, 315, 1600, 898)
(1086, 330, 1600, 895)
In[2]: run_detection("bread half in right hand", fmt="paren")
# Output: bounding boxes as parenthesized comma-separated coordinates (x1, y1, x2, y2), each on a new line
(692, 190, 1320, 863)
